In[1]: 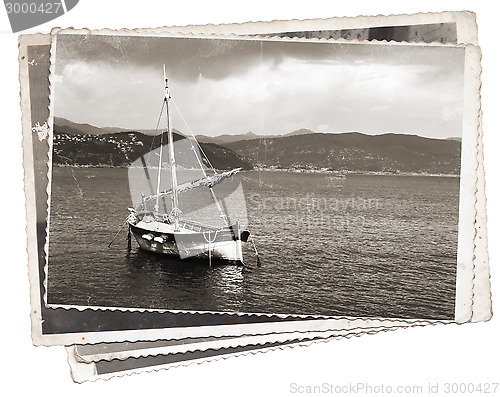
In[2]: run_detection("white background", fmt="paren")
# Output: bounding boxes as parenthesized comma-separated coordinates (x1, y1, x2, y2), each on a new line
(0, 0, 498, 395)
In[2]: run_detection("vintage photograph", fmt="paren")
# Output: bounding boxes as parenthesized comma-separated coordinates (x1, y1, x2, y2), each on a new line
(46, 32, 465, 319)
(10, 5, 494, 390)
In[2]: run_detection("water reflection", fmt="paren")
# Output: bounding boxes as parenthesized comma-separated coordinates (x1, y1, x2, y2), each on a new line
(121, 248, 245, 312)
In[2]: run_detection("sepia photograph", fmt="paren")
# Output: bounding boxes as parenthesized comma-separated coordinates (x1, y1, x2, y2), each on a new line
(46, 32, 466, 320)
(5, 0, 498, 393)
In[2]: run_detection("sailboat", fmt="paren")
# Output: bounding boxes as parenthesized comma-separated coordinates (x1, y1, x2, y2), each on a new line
(124, 66, 256, 266)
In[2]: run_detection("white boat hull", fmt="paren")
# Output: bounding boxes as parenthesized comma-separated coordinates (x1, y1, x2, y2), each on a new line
(129, 221, 244, 264)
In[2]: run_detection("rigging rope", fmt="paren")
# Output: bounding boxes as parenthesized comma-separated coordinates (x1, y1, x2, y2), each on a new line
(170, 98, 230, 227)
(135, 99, 167, 209)
(171, 98, 216, 172)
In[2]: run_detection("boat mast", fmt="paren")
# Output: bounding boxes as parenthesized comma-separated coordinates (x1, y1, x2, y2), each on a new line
(153, 108, 164, 216)
(155, 67, 229, 231)
(163, 65, 180, 231)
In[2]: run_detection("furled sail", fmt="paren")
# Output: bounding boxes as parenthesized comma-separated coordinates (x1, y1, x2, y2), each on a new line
(128, 136, 248, 231)
(143, 167, 242, 202)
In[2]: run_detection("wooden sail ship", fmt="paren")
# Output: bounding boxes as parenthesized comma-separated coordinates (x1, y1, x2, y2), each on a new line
(125, 66, 254, 265)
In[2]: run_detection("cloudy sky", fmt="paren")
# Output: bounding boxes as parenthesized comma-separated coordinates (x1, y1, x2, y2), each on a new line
(53, 34, 465, 138)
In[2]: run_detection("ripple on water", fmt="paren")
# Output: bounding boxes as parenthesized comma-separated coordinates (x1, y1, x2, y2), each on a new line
(47, 168, 459, 320)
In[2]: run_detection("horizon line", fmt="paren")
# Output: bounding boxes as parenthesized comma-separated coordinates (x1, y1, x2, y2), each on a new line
(54, 116, 462, 141)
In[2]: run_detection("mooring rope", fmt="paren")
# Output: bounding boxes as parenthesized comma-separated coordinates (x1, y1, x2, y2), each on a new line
(249, 233, 262, 267)
(107, 220, 128, 248)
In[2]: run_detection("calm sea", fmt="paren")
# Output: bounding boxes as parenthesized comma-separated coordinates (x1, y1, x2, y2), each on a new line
(47, 167, 459, 319)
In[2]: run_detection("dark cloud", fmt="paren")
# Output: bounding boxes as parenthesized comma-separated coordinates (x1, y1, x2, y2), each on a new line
(56, 34, 265, 82)
(56, 34, 464, 83)
(54, 34, 465, 138)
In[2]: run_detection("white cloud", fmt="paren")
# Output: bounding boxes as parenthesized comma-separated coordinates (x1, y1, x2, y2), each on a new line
(54, 46, 463, 138)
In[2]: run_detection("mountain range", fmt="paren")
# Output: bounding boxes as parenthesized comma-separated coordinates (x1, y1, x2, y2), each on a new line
(54, 117, 165, 136)
(53, 118, 252, 170)
(224, 132, 461, 174)
(196, 128, 315, 145)
(53, 118, 461, 175)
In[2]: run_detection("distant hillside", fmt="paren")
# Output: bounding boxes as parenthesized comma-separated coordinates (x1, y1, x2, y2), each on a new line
(225, 132, 461, 175)
(53, 119, 461, 174)
(54, 117, 186, 137)
(196, 128, 315, 146)
(196, 132, 260, 145)
(54, 117, 131, 135)
(283, 128, 315, 137)
(52, 120, 252, 170)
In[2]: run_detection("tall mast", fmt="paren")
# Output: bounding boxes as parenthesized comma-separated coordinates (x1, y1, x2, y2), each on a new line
(164, 65, 180, 231)
(153, 83, 165, 217)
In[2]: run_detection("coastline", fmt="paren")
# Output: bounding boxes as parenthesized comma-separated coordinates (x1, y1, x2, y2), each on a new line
(52, 163, 460, 177)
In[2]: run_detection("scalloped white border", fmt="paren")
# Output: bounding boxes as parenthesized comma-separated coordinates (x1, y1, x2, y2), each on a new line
(84, 9, 492, 323)
(50, 10, 478, 46)
(471, 77, 492, 322)
(19, 33, 51, 346)
(72, 321, 435, 363)
(66, 325, 427, 383)
(45, 30, 476, 320)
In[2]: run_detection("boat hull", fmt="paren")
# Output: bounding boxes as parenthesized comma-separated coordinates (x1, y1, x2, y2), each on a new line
(129, 223, 244, 265)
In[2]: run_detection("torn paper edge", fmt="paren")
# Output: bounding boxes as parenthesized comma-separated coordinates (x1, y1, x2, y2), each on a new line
(65, 326, 419, 383)
(52, 10, 478, 46)
(72, 322, 432, 363)
(471, 76, 492, 322)
(19, 33, 50, 345)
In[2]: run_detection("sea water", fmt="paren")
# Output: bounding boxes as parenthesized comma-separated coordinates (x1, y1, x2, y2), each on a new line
(47, 167, 458, 319)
